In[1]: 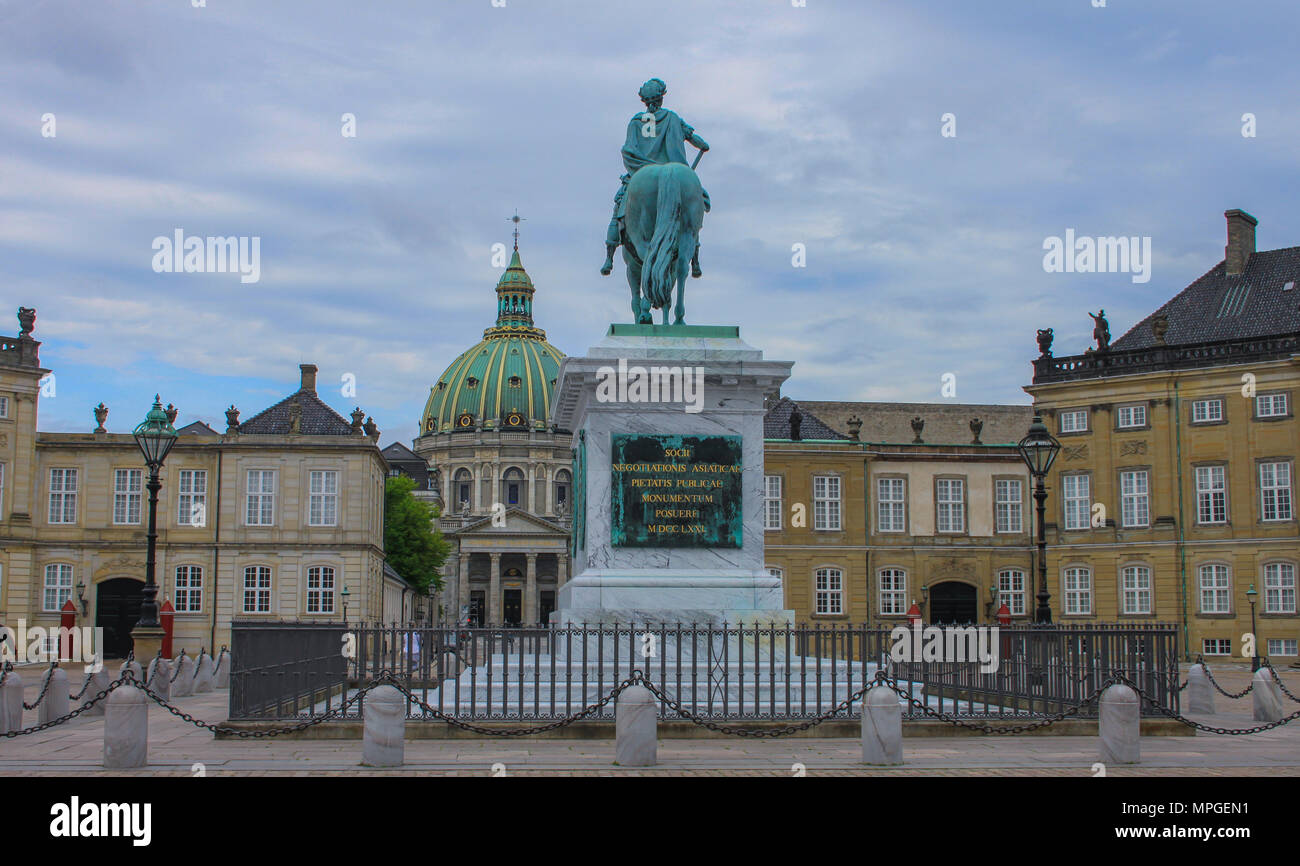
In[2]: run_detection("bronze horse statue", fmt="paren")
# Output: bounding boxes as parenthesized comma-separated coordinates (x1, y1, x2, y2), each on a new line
(620, 162, 705, 325)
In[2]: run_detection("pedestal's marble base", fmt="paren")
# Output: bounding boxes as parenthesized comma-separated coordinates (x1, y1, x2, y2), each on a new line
(553, 569, 793, 628)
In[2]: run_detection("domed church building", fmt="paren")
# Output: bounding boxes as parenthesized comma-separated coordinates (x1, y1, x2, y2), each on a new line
(414, 238, 572, 627)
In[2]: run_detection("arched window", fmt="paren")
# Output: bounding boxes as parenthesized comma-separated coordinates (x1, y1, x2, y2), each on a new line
(1263, 561, 1297, 614)
(1063, 566, 1092, 615)
(1198, 563, 1231, 614)
(306, 566, 336, 614)
(555, 469, 571, 510)
(815, 568, 843, 615)
(242, 565, 272, 614)
(174, 565, 203, 613)
(878, 568, 906, 616)
(43, 563, 74, 612)
(997, 568, 1025, 616)
(501, 467, 525, 507)
(454, 469, 473, 511)
(1120, 564, 1152, 615)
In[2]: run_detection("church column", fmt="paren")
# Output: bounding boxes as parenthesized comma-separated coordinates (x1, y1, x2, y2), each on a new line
(488, 553, 502, 625)
(458, 552, 470, 624)
(557, 552, 569, 586)
(527, 465, 537, 513)
(544, 464, 554, 515)
(525, 554, 538, 624)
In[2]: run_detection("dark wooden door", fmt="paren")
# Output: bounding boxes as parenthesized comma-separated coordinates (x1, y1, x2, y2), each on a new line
(503, 589, 522, 627)
(95, 578, 143, 659)
(929, 581, 977, 624)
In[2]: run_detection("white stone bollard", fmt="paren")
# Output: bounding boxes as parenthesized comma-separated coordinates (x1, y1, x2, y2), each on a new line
(146, 656, 171, 701)
(1187, 664, 1215, 715)
(104, 685, 148, 769)
(214, 650, 231, 689)
(615, 685, 657, 767)
(361, 685, 406, 767)
(861, 686, 904, 766)
(117, 659, 143, 683)
(38, 667, 71, 726)
(194, 653, 215, 693)
(79, 667, 112, 717)
(171, 653, 195, 698)
(1252, 668, 1284, 723)
(0, 670, 23, 734)
(1099, 684, 1140, 764)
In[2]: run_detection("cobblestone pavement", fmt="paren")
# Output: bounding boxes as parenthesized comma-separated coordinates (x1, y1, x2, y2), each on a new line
(3, 662, 1297, 777)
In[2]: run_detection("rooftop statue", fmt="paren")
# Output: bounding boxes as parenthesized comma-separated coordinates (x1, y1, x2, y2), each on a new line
(600, 78, 710, 325)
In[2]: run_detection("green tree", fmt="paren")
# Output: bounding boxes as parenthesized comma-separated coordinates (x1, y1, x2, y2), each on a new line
(384, 475, 450, 594)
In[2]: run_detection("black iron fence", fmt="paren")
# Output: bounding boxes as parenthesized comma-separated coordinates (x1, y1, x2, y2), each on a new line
(228, 621, 1179, 722)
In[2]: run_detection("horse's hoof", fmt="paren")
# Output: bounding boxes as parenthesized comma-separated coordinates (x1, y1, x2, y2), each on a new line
(600, 265, 612, 276)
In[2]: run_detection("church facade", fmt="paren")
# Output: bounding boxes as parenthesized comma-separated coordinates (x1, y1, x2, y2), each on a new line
(413, 243, 572, 627)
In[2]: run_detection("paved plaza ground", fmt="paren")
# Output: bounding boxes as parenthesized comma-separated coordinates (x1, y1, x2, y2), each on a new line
(2, 662, 1297, 776)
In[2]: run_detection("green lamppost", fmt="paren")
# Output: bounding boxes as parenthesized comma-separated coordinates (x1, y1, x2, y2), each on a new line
(1018, 414, 1061, 624)
(1246, 584, 1260, 672)
(132, 396, 178, 640)
(341, 585, 351, 624)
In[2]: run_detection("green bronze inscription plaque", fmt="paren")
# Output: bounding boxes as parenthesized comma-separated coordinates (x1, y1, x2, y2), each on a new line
(610, 434, 742, 548)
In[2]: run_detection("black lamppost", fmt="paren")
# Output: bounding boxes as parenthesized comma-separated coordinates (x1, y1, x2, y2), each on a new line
(342, 585, 351, 624)
(1018, 413, 1061, 624)
(1246, 584, 1260, 672)
(132, 396, 178, 630)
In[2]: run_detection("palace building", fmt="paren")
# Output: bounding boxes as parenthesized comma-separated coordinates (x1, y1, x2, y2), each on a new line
(1026, 209, 1299, 660)
(414, 241, 572, 627)
(0, 315, 399, 658)
(762, 397, 1035, 625)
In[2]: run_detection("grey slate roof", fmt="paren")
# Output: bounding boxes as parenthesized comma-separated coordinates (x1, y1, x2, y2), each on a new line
(381, 442, 423, 463)
(800, 400, 1033, 445)
(1113, 246, 1300, 350)
(763, 397, 849, 440)
(177, 421, 217, 436)
(238, 390, 354, 435)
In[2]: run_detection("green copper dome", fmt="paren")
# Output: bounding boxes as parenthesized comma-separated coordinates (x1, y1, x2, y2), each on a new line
(420, 247, 565, 435)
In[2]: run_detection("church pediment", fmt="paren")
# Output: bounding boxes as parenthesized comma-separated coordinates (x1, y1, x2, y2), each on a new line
(454, 507, 568, 537)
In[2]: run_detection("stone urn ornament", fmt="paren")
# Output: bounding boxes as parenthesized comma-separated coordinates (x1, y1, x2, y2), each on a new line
(93, 402, 109, 433)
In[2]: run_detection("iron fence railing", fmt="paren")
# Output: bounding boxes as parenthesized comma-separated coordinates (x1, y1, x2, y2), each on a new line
(227, 621, 1180, 722)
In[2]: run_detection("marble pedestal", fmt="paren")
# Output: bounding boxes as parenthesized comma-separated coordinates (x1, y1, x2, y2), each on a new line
(550, 324, 795, 629)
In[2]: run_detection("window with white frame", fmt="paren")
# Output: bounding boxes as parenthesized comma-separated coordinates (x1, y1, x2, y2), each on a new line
(1063, 474, 1091, 530)
(242, 565, 272, 613)
(48, 468, 78, 524)
(995, 479, 1022, 533)
(112, 468, 142, 525)
(1259, 461, 1293, 521)
(1263, 562, 1296, 614)
(309, 470, 339, 526)
(813, 475, 841, 531)
(1059, 409, 1088, 433)
(0, 462, 6, 516)
(1063, 567, 1092, 615)
(1121, 565, 1152, 615)
(306, 566, 336, 614)
(245, 470, 276, 526)
(1192, 399, 1223, 423)
(1198, 564, 1231, 614)
(878, 569, 906, 615)
(936, 478, 965, 533)
(763, 475, 782, 530)
(998, 568, 1026, 616)
(43, 563, 73, 611)
(174, 565, 203, 613)
(1256, 393, 1289, 418)
(1202, 638, 1232, 656)
(1116, 404, 1147, 429)
(1195, 465, 1227, 524)
(1268, 639, 1298, 657)
(877, 477, 905, 533)
(1119, 469, 1149, 528)
(815, 568, 843, 615)
(0, 395, 8, 417)
(177, 469, 207, 527)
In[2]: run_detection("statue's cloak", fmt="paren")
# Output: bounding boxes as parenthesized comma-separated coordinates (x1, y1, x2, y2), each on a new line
(622, 109, 695, 173)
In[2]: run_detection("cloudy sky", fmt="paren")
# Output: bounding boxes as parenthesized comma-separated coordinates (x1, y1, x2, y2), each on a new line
(4, 0, 1298, 445)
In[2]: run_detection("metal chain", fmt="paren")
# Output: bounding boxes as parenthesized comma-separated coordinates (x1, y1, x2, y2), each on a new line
(1261, 661, 1300, 703)
(211, 649, 226, 676)
(22, 664, 57, 710)
(1123, 675, 1300, 735)
(69, 672, 94, 702)
(1198, 661, 1253, 699)
(134, 675, 381, 738)
(4, 675, 132, 737)
(193, 650, 206, 681)
(392, 673, 642, 736)
(638, 674, 877, 737)
(170, 653, 186, 683)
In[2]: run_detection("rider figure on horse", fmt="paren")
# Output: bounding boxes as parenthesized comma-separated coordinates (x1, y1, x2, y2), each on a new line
(601, 78, 709, 278)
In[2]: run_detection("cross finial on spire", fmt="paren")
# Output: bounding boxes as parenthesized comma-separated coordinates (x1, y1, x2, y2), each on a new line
(508, 210, 526, 251)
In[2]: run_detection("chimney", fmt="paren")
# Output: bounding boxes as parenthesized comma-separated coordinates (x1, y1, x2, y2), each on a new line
(299, 363, 318, 394)
(1224, 209, 1257, 277)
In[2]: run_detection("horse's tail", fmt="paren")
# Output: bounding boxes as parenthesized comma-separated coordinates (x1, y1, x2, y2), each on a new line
(642, 166, 683, 309)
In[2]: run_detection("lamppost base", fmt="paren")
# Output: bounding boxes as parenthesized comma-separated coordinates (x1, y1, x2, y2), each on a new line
(130, 625, 166, 665)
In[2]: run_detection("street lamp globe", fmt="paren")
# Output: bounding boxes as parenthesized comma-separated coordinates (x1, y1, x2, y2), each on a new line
(1017, 414, 1061, 477)
(133, 395, 179, 467)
